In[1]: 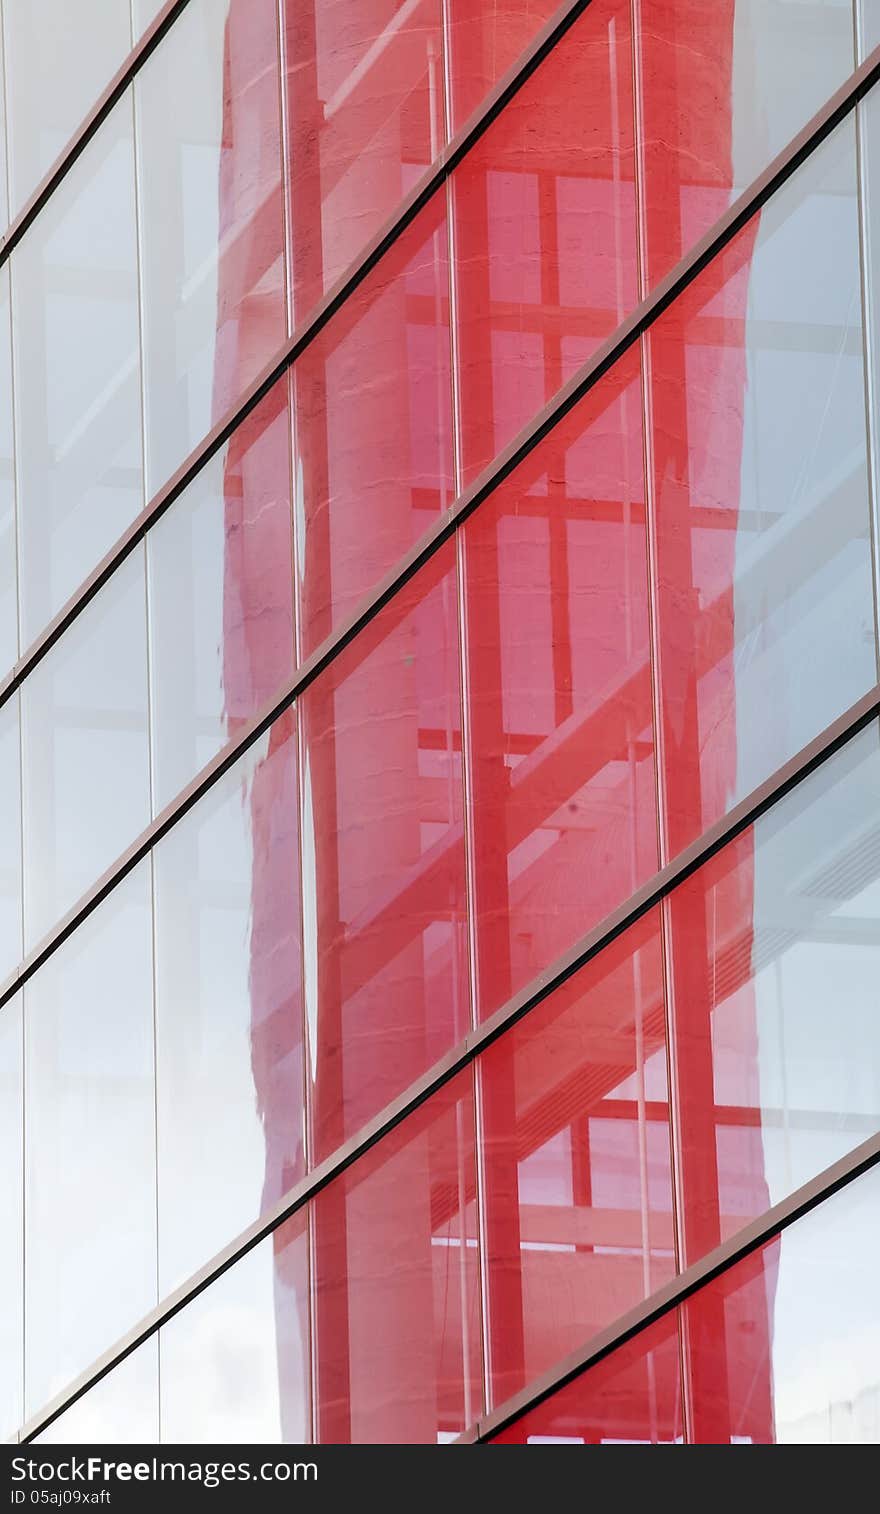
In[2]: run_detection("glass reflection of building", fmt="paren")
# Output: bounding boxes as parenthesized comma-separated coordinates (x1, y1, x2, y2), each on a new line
(1, 0, 879, 1447)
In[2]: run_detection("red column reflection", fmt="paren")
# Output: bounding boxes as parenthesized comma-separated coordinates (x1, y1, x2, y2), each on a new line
(214, 0, 776, 1444)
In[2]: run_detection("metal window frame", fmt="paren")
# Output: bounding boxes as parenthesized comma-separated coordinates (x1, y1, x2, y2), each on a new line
(14, 682, 880, 1444)
(467, 1129, 880, 1443)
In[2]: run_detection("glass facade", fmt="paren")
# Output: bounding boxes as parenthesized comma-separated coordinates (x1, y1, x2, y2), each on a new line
(5, 0, 880, 1448)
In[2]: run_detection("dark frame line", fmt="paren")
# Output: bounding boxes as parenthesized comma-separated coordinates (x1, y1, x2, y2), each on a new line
(2, 36, 880, 1013)
(467, 1130, 880, 1444)
(0, 0, 600, 711)
(0, 0, 193, 265)
(15, 681, 880, 1443)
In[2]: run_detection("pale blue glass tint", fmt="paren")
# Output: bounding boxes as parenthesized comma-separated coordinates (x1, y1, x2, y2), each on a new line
(858, 0, 880, 54)
(11, 98, 143, 645)
(0, 696, 21, 984)
(21, 547, 150, 951)
(33, 1338, 159, 1445)
(668, 722, 880, 1266)
(135, 0, 286, 494)
(147, 384, 294, 814)
(153, 725, 304, 1297)
(23, 863, 156, 1420)
(650, 117, 876, 858)
(2, 1, 134, 220)
(0, 268, 17, 676)
(0, 996, 22, 1441)
(159, 1214, 310, 1442)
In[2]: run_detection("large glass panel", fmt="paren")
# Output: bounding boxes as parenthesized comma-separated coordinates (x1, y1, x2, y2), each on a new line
(0, 267, 17, 674)
(490, 1309, 684, 1444)
(33, 1338, 160, 1445)
(452, 0, 637, 483)
(668, 722, 880, 1267)
(859, 0, 880, 53)
(148, 381, 294, 813)
(0, 995, 22, 1442)
(21, 547, 150, 950)
(300, 544, 469, 1163)
(160, 1213, 310, 1442)
(445, 1, 560, 132)
(2, 1, 134, 220)
(294, 203, 453, 658)
(24, 863, 156, 1420)
(480, 910, 674, 1408)
(312, 1070, 480, 1442)
(136, 0, 285, 493)
(684, 1163, 880, 1443)
(11, 98, 143, 645)
(283, 0, 443, 321)
(0, 695, 22, 984)
(154, 718, 304, 1295)
(649, 119, 875, 859)
(463, 350, 656, 1021)
(638, 0, 856, 289)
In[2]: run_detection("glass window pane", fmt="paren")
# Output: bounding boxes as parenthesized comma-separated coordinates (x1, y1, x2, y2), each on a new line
(33, 1338, 159, 1445)
(3, 1, 134, 220)
(0, 695, 22, 984)
(21, 547, 150, 950)
(300, 545, 469, 1164)
(160, 1213, 310, 1443)
(24, 863, 155, 1420)
(859, 0, 880, 54)
(294, 203, 453, 659)
(283, 0, 444, 320)
(639, 0, 856, 289)
(0, 267, 17, 674)
(312, 1071, 480, 1442)
(12, 98, 143, 645)
(136, 0, 285, 493)
(668, 722, 880, 1266)
(154, 718, 304, 1295)
(148, 381, 294, 813)
(480, 910, 674, 1407)
(445, 0, 560, 133)
(452, 0, 637, 483)
(0, 994, 22, 1442)
(684, 1162, 880, 1443)
(649, 118, 874, 859)
(463, 350, 656, 1021)
(490, 1308, 684, 1444)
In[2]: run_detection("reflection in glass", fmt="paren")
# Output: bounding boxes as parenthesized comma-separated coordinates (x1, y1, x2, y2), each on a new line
(445, 0, 559, 132)
(480, 911, 673, 1407)
(312, 1072, 481, 1442)
(294, 202, 453, 658)
(639, 0, 856, 288)
(2, 1, 134, 220)
(0, 268, 17, 674)
(21, 548, 150, 949)
(685, 1163, 880, 1443)
(160, 1215, 310, 1443)
(136, 0, 285, 493)
(490, 1308, 683, 1443)
(668, 722, 880, 1265)
(33, 1338, 159, 1445)
(283, 0, 444, 320)
(453, 0, 638, 482)
(154, 719, 304, 1296)
(463, 350, 656, 1020)
(24, 864, 156, 1420)
(12, 97, 143, 646)
(0, 695, 22, 984)
(649, 119, 874, 859)
(300, 545, 469, 1163)
(148, 382, 294, 813)
(0, 995, 22, 1442)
